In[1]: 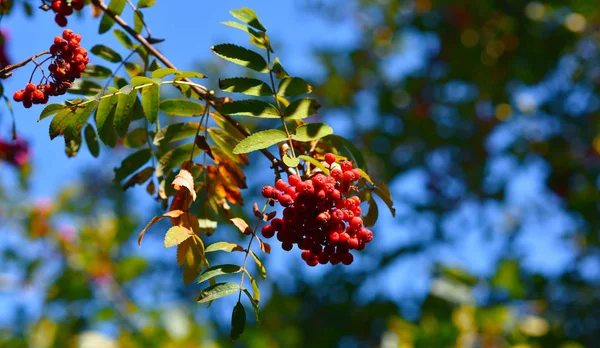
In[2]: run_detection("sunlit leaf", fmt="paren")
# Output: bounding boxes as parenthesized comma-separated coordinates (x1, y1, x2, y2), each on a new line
(205, 241, 244, 253)
(277, 77, 312, 97)
(172, 169, 196, 201)
(113, 28, 134, 49)
(197, 282, 241, 303)
(114, 87, 137, 137)
(232, 129, 288, 154)
(283, 98, 321, 120)
(219, 77, 273, 96)
(218, 99, 279, 118)
(160, 99, 205, 116)
(230, 217, 252, 234)
(198, 264, 242, 284)
(99, 0, 127, 33)
(151, 68, 179, 79)
(211, 44, 268, 73)
(282, 154, 299, 167)
(164, 226, 193, 248)
(291, 123, 333, 142)
(154, 122, 202, 145)
(230, 7, 266, 32)
(249, 251, 266, 279)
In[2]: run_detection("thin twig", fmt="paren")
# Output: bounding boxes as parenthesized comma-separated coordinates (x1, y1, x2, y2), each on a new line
(238, 200, 268, 301)
(125, 0, 152, 38)
(0, 50, 50, 79)
(89, 0, 294, 176)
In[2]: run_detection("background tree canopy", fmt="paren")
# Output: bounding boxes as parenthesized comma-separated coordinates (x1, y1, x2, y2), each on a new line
(1, 0, 599, 347)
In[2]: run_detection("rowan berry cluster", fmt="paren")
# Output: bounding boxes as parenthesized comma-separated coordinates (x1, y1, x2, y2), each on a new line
(260, 153, 373, 266)
(50, 0, 85, 27)
(13, 29, 88, 108)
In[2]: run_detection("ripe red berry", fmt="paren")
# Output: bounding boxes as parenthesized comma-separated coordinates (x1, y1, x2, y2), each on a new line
(275, 179, 287, 191)
(331, 168, 343, 181)
(343, 170, 355, 182)
(51, 1, 62, 13)
(341, 161, 353, 171)
(261, 225, 275, 238)
(13, 90, 24, 102)
(324, 153, 336, 164)
(341, 252, 354, 265)
(347, 238, 359, 249)
(282, 242, 293, 251)
(288, 175, 301, 187)
(261, 185, 274, 198)
(72, 0, 84, 11)
(55, 14, 68, 27)
(25, 83, 36, 92)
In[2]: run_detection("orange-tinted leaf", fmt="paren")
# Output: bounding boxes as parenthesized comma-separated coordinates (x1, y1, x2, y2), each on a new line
(172, 169, 197, 201)
(230, 217, 252, 235)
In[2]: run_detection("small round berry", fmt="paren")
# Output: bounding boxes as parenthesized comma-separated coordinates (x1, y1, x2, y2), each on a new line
(282, 242, 293, 251)
(261, 185, 274, 198)
(13, 90, 24, 102)
(328, 231, 340, 244)
(275, 179, 287, 191)
(270, 218, 283, 231)
(261, 225, 275, 238)
(338, 232, 349, 245)
(318, 252, 329, 264)
(343, 170, 355, 182)
(26, 83, 36, 92)
(288, 175, 301, 187)
(324, 153, 336, 164)
(279, 194, 294, 207)
(350, 217, 363, 229)
(353, 206, 362, 216)
(341, 160, 353, 171)
(351, 169, 361, 181)
(341, 252, 354, 265)
(72, 0, 84, 11)
(306, 257, 319, 267)
(51, 1, 62, 13)
(347, 238, 359, 249)
(331, 168, 343, 181)
(343, 209, 355, 222)
(55, 14, 68, 27)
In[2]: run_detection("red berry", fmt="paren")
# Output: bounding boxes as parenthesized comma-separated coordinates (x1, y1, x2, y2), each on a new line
(341, 252, 354, 265)
(341, 160, 353, 171)
(318, 252, 329, 264)
(338, 232, 349, 245)
(282, 242, 293, 251)
(347, 238, 359, 249)
(13, 90, 24, 102)
(288, 175, 301, 187)
(51, 1, 62, 13)
(331, 168, 343, 181)
(343, 170, 355, 182)
(275, 179, 287, 191)
(261, 185, 274, 198)
(26, 83, 36, 92)
(270, 218, 283, 231)
(72, 0, 84, 11)
(350, 217, 363, 229)
(55, 14, 68, 27)
(324, 153, 336, 164)
(261, 225, 275, 238)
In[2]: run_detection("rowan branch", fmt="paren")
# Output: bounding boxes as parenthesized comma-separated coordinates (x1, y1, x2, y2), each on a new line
(89, 0, 293, 175)
(0, 50, 50, 79)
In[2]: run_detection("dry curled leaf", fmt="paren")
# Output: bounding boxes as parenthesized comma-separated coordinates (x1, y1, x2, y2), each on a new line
(172, 169, 197, 201)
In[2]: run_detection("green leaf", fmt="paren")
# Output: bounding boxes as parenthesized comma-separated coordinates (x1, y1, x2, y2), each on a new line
(282, 154, 299, 167)
(133, 8, 144, 34)
(84, 124, 100, 157)
(151, 68, 179, 79)
(230, 7, 266, 31)
(122, 166, 154, 190)
(153, 122, 202, 146)
(277, 77, 312, 97)
(114, 87, 137, 137)
(125, 62, 144, 77)
(96, 95, 119, 147)
(250, 275, 260, 302)
(205, 242, 244, 253)
(123, 127, 148, 148)
(137, 0, 155, 8)
(232, 129, 288, 154)
(362, 198, 378, 227)
(114, 148, 152, 182)
(329, 135, 367, 170)
(249, 251, 267, 279)
(373, 180, 396, 217)
(299, 155, 330, 176)
(49, 101, 98, 140)
(113, 29, 134, 49)
(90, 44, 123, 63)
(211, 44, 268, 73)
(156, 142, 194, 177)
(218, 99, 279, 118)
(283, 98, 321, 120)
(208, 128, 244, 163)
(230, 301, 246, 341)
(130, 76, 158, 86)
(99, 0, 127, 33)
(39, 103, 67, 121)
(197, 282, 241, 303)
(139, 84, 159, 124)
(291, 123, 333, 142)
(159, 99, 205, 116)
(219, 77, 273, 96)
(221, 21, 269, 51)
(64, 134, 82, 158)
(82, 64, 113, 78)
(114, 257, 147, 283)
(175, 71, 206, 79)
(272, 57, 289, 79)
(242, 289, 261, 325)
(68, 80, 103, 95)
(198, 264, 242, 284)
(355, 167, 374, 184)
(164, 226, 193, 248)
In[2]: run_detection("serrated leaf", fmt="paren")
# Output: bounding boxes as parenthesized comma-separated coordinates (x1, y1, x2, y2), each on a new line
(277, 77, 312, 97)
(249, 251, 266, 279)
(218, 99, 279, 118)
(122, 166, 154, 190)
(197, 282, 241, 303)
(283, 98, 321, 120)
(198, 264, 242, 284)
(205, 241, 244, 253)
(114, 88, 137, 137)
(84, 124, 100, 157)
(114, 148, 152, 182)
(282, 154, 299, 167)
(141, 84, 160, 124)
(219, 77, 273, 96)
(130, 76, 157, 86)
(362, 198, 378, 227)
(49, 101, 97, 140)
(151, 68, 179, 79)
(156, 142, 194, 177)
(154, 122, 201, 145)
(164, 226, 193, 248)
(212, 44, 268, 73)
(90, 44, 122, 63)
(82, 64, 113, 78)
(299, 155, 330, 175)
(230, 217, 252, 234)
(160, 99, 205, 116)
(230, 7, 266, 32)
(39, 103, 67, 120)
(137, 210, 184, 246)
(232, 129, 288, 154)
(221, 21, 269, 50)
(113, 29, 134, 49)
(230, 301, 246, 341)
(99, 0, 127, 33)
(272, 57, 289, 79)
(96, 95, 119, 147)
(208, 128, 244, 163)
(291, 123, 333, 142)
(373, 181, 396, 217)
(172, 169, 196, 201)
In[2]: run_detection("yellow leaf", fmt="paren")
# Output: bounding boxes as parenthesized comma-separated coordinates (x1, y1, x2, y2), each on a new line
(172, 169, 197, 201)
